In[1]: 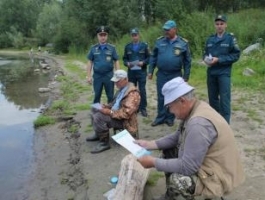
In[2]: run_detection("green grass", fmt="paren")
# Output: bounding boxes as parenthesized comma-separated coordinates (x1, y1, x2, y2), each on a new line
(34, 115, 56, 127)
(65, 61, 87, 79)
(74, 103, 90, 111)
(146, 171, 164, 186)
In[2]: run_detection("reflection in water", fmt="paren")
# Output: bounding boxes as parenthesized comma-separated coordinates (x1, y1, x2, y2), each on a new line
(0, 58, 50, 109)
(0, 55, 52, 200)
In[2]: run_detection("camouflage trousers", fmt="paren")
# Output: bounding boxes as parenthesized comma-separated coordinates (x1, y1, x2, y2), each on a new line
(90, 108, 124, 134)
(163, 148, 197, 200)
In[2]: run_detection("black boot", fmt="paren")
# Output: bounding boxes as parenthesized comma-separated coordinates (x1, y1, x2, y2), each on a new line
(90, 132, 110, 154)
(86, 132, 99, 141)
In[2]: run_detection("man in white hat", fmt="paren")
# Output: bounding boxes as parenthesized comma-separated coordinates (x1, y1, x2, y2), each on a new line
(86, 69, 141, 154)
(135, 77, 244, 200)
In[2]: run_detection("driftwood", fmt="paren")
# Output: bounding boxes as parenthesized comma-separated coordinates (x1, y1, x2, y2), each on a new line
(112, 154, 150, 200)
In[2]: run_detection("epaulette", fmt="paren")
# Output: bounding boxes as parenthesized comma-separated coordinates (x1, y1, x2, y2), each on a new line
(210, 34, 215, 38)
(156, 36, 164, 40)
(180, 37, 189, 43)
(106, 43, 116, 48)
(125, 42, 131, 47)
(228, 32, 235, 37)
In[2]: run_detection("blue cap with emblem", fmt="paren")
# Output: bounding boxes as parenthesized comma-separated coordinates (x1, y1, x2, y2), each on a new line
(130, 28, 139, 35)
(96, 26, 109, 34)
(163, 20, 177, 30)
(215, 14, 227, 22)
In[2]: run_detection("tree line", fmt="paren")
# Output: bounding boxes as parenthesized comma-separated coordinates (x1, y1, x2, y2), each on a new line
(0, 0, 264, 54)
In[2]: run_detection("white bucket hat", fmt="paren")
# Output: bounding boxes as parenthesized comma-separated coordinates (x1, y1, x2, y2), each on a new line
(162, 77, 194, 105)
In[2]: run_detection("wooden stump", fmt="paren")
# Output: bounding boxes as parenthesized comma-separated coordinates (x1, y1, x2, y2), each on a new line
(112, 154, 150, 200)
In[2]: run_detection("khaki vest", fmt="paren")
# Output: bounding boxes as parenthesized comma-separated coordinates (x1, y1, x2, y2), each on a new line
(183, 101, 245, 198)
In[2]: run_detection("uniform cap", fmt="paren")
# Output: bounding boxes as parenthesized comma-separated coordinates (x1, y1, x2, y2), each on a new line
(162, 77, 194, 105)
(215, 14, 227, 22)
(163, 20, 177, 30)
(96, 26, 109, 34)
(111, 70, 128, 82)
(130, 28, 139, 35)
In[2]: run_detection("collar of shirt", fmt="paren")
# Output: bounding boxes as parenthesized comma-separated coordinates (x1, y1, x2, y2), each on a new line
(99, 44, 107, 50)
(111, 85, 128, 111)
(132, 43, 139, 51)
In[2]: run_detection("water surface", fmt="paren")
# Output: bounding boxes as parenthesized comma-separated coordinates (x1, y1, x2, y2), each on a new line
(0, 55, 51, 199)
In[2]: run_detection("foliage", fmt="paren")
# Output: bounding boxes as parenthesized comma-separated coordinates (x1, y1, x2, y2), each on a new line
(36, 1, 62, 45)
(6, 27, 25, 49)
(34, 115, 55, 127)
(1, 0, 265, 54)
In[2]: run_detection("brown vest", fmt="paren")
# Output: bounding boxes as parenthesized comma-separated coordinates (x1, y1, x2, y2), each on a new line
(184, 100, 245, 198)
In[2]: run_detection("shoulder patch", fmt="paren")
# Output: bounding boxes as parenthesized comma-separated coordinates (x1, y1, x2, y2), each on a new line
(180, 37, 189, 43)
(156, 36, 164, 40)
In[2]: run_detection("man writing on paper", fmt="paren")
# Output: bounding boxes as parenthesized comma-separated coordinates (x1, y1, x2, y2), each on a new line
(135, 77, 244, 200)
(86, 70, 141, 154)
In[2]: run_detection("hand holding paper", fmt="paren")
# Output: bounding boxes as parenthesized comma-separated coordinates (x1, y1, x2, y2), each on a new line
(130, 60, 141, 70)
(112, 129, 151, 158)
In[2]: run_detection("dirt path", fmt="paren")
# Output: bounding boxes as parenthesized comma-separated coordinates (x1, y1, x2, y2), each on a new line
(21, 58, 265, 200)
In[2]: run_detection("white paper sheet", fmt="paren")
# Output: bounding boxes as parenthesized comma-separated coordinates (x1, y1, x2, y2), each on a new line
(112, 129, 151, 158)
(130, 60, 141, 70)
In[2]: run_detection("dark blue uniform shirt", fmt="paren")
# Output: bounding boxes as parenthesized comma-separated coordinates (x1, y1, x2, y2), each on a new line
(149, 36, 191, 80)
(123, 42, 149, 70)
(203, 32, 240, 75)
(87, 43, 119, 75)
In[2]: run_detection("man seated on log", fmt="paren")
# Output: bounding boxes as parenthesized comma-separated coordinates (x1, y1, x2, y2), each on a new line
(86, 69, 140, 154)
(135, 77, 245, 200)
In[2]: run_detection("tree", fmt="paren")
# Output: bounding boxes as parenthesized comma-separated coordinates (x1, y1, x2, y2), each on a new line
(36, 2, 62, 44)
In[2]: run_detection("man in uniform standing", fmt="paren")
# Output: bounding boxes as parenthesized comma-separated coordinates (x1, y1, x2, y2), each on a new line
(149, 20, 191, 127)
(87, 26, 120, 103)
(123, 28, 150, 117)
(203, 15, 240, 123)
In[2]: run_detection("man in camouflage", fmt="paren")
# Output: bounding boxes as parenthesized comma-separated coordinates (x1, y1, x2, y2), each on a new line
(86, 70, 141, 154)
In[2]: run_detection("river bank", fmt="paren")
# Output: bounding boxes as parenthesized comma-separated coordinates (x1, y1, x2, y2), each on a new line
(8, 52, 265, 200)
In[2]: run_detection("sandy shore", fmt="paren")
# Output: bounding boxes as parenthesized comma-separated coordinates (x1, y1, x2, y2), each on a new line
(18, 56, 265, 200)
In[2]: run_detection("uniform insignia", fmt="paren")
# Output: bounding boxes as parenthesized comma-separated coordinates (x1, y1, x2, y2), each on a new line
(106, 56, 111, 61)
(174, 49, 180, 55)
(157, 36, 164, 40)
